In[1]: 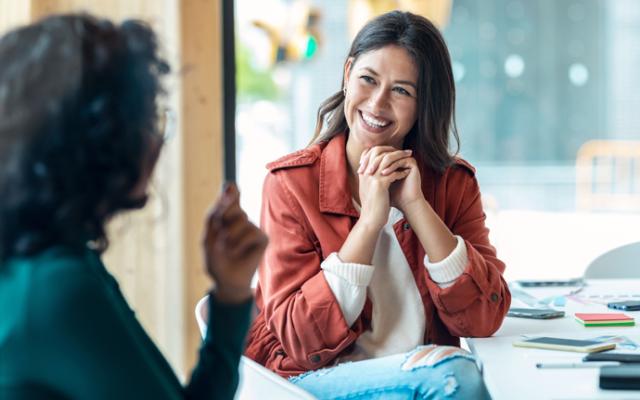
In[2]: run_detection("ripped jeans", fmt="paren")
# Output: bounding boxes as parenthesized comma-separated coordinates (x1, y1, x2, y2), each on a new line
(289, 345, 490, 400)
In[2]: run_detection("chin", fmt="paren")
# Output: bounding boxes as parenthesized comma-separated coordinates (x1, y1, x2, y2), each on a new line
(354, 129, 397, 148)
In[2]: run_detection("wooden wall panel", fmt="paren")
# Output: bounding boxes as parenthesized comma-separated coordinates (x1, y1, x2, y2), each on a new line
(0, 0, 224, 378)
(179, 0, 224, 373)
(0, 1, 30, 34)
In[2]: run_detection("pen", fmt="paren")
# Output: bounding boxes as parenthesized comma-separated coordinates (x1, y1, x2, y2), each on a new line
(536, 361, 621, 369)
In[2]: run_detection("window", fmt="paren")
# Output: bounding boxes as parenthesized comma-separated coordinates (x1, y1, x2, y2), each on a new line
(235, 0, 640, 280)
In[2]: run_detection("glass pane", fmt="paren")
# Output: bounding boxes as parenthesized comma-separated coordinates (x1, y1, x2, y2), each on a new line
(235, 0, 640, 280)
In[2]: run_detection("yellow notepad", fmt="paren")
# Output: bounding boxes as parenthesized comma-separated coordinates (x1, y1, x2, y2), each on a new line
(513, 336, 616, 353)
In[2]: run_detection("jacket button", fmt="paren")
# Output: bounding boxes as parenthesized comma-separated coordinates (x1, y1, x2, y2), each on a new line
(490, 293, 499, 302)
(403, 222, 410, 230)
(309, 354, 321, 364)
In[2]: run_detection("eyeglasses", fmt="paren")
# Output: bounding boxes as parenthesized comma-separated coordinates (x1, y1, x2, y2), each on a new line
(157, 108, 176, 143)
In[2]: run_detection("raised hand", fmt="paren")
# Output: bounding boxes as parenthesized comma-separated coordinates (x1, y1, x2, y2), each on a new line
(202, 183, 268, 304)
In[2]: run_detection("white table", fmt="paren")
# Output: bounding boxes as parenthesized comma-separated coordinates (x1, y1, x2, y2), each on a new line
(467, 279, 640, 400)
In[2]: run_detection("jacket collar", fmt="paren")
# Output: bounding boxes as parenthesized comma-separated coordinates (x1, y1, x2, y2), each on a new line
(318, 132, 359, 217)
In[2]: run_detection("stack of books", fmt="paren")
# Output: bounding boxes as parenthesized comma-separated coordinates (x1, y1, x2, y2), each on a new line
(575, 313, 635, 327)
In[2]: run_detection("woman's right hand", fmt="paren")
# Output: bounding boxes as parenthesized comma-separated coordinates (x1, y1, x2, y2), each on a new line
(338, 147, 412, 265)
(202, 183, 268, 304)
(356, 146, 412, 230)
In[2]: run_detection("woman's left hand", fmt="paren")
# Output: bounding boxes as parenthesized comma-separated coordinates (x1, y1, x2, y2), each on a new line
(380, 154, 425, 212)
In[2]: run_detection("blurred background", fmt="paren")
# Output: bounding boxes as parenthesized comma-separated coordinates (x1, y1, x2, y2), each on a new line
(1, 0, 639, 381)
(234, 0, 640, 284)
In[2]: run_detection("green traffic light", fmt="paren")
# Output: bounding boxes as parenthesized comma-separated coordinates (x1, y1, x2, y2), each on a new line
(304, 35, 318, 59)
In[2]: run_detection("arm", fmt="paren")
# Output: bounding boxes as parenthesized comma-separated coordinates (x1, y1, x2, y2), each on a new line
(421, 169, 511, 337)
(190, 182, 267, 398)
(402, 200, 468, 288)
(402, 198, 457, 263)
(326, 147, 412, 326)
(187, 294, 253, 400)
(381, 151, 509, 338)
(259, 172, 364, 369)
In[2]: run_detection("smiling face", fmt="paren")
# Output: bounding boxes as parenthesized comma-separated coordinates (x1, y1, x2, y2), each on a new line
(343, 45, 418, 151)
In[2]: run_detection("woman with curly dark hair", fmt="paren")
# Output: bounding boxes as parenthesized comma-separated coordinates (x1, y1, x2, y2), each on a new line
(0, 13, 267, 399)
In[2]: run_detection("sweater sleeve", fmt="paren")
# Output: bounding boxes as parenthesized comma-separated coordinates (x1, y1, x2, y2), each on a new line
(321, 252, 374, 326)
(424, 235, 468, 288)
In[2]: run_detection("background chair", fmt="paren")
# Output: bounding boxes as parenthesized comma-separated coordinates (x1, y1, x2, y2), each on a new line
(583, 241, 640, 279)
(576, 140, 640, 212)
(195, 296, 316, 400)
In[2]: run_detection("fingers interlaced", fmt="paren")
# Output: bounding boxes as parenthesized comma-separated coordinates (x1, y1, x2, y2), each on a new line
(359, 147, 413, 176)
(382, 156, 415, 176)
(378, 150, 412, 173)
(387, 168, 411, 181)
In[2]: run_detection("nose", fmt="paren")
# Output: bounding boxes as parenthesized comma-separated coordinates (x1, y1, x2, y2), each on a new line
(368, 86, 389, 113)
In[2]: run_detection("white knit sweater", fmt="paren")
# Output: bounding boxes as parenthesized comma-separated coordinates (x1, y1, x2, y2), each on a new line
(321, 206, 468, 361)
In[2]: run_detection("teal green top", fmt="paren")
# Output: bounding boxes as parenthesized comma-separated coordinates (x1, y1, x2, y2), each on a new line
(0, 246, 252, 399)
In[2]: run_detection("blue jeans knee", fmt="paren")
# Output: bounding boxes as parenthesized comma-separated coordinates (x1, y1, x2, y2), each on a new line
(290, 346, 490, 400)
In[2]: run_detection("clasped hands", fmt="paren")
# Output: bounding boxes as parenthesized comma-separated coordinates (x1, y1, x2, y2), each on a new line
(357, 146, 425, 230)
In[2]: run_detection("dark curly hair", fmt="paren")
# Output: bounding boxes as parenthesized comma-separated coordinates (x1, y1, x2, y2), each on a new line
(0, 14, 169, 263)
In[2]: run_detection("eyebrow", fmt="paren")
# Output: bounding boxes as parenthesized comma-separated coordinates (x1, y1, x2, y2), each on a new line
(362, 67, 417, 90)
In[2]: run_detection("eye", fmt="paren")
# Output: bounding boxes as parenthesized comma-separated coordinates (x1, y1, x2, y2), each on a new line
(360, 75, 375, 84)
(393, 86, 412, 97)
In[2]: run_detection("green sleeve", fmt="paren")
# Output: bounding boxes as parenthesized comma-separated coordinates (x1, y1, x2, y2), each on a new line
(28, 259, 251, 400)
(186, 294, 252, 399)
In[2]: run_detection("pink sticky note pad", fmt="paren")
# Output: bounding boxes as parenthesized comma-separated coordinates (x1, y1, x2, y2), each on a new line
(575, 313, 633, 322)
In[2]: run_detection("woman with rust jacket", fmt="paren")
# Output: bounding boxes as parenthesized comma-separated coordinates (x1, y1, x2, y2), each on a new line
(246, 11, 510, 399)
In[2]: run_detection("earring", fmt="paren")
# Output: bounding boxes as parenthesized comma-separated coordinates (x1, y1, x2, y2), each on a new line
(342, 87, 347, 97)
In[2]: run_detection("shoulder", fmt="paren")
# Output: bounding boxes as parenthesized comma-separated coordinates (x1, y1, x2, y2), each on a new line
(429, 157, 479, 196)
(2, 248, 109, 347)
(450, 157, 476, 177)
(263, 142, 325, 197)
(262, 143, 329, 211)
(28, 249, 106, 319)
(30, 247, 97, 284)
(265, 142, 325, 172)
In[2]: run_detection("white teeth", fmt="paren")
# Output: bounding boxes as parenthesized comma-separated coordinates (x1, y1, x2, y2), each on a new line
(362, 112, 389, 128)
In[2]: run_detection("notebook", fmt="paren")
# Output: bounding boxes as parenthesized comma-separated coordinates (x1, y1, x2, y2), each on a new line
(574, 313, 635, 327)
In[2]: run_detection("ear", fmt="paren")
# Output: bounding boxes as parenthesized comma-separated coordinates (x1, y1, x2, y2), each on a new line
(343, 57, 354, 89)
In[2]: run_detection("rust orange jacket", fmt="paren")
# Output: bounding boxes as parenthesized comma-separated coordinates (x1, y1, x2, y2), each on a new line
(245, 133, 511, 378)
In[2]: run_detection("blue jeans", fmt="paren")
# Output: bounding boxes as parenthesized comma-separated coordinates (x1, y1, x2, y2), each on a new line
(289, 345, 490, 399)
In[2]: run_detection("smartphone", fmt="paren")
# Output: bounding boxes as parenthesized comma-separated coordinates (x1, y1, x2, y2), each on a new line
(513, 337, 616, 353)
(516, 278, 584, 287)
(600, 365, 640, 390)
(584, 352, 640, 363)
(507, 308, 565, 319)
(607, 301, 640, 311)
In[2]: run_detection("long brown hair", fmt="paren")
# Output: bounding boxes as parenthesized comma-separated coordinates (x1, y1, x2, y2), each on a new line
(312, 11, 459, 172)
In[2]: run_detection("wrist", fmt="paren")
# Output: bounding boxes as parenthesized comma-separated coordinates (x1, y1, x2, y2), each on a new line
(400, 198, 430, 220)
(354, 216, 384, 235)
(211, 284, 253, 304)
